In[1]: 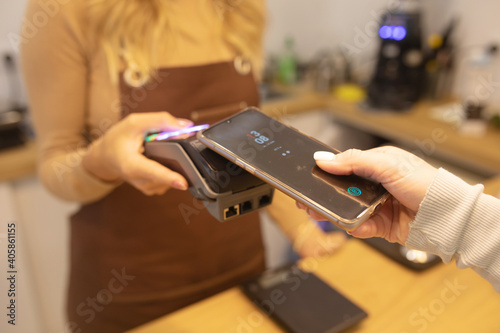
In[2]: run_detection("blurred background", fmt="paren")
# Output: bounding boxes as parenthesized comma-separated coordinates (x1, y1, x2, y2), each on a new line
(0, 0, 500, 332)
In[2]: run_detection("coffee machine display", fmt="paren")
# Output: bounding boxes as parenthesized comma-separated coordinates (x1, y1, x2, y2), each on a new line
(366, 1, 425, 110)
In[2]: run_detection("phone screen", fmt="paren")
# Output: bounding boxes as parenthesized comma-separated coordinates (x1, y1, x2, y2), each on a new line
(198, 108, 388, 227)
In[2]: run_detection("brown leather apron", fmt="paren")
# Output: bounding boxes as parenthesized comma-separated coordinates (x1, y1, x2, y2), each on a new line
(67, 60, 265, 332)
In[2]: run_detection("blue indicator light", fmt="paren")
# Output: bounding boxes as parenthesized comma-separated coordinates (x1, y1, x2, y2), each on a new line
(378, 25, 407, 41)
(392, 26, 407, 41)
(379, 25, 393, 39)
(348, 187, 362, 196)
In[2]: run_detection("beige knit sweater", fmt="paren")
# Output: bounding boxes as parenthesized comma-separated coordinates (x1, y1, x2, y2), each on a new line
(407, 169, 500, 292)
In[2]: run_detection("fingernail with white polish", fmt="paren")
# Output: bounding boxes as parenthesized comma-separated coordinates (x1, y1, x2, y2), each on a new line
(314, 151, 336, 161)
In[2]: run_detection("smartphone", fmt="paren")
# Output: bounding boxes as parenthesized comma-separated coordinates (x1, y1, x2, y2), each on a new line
(241, 264, 367, 333)
(197, 108, 389, 230)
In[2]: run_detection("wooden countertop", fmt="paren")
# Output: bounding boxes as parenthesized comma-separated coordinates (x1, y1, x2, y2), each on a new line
(130, 239, 500, 333)
(323, 98, 500, 176)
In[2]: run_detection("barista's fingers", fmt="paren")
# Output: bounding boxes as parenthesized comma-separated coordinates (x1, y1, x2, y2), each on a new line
(129, 179, 171, 196)
(121, 155, 188, 193)
(142, 184, 171, 196)
(123, 112, 192, 134)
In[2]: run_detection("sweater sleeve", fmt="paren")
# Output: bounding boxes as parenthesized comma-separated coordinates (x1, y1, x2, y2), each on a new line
(20, 0, 120, 203)
(406, 168, 500, 292)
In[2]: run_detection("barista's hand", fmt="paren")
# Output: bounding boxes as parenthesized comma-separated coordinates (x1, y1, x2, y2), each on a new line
(82, 112, 192, 196)
(298, 146, 438, 245)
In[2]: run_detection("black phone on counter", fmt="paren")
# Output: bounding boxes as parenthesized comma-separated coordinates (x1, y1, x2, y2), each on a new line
(240, 264, 367, 333)
(197, 108, 389, 231)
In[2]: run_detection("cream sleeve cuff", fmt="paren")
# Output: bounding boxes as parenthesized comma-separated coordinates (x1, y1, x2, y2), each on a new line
(406, 168, 500, 292)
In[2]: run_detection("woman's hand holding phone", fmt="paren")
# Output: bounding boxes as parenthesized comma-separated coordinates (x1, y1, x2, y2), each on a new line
(300, 146, 439, 245)
(82, 112, 192, 196)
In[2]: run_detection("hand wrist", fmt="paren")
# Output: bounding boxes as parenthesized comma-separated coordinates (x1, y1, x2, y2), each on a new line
(82, 139, 121, 182)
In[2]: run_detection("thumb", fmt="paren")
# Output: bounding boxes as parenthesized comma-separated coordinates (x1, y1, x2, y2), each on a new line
(313, 147, 437, 211)
(127, 154, 189, 190)
(313, 148, 400, 183)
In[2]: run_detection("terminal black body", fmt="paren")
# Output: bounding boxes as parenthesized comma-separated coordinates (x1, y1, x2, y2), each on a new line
(144, 134, 274, 221)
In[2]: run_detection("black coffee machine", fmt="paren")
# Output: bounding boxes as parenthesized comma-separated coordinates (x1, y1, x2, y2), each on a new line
(366, 0, 425, 111)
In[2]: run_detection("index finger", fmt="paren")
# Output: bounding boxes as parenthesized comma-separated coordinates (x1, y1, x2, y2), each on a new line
(126, 112, 193, 133)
